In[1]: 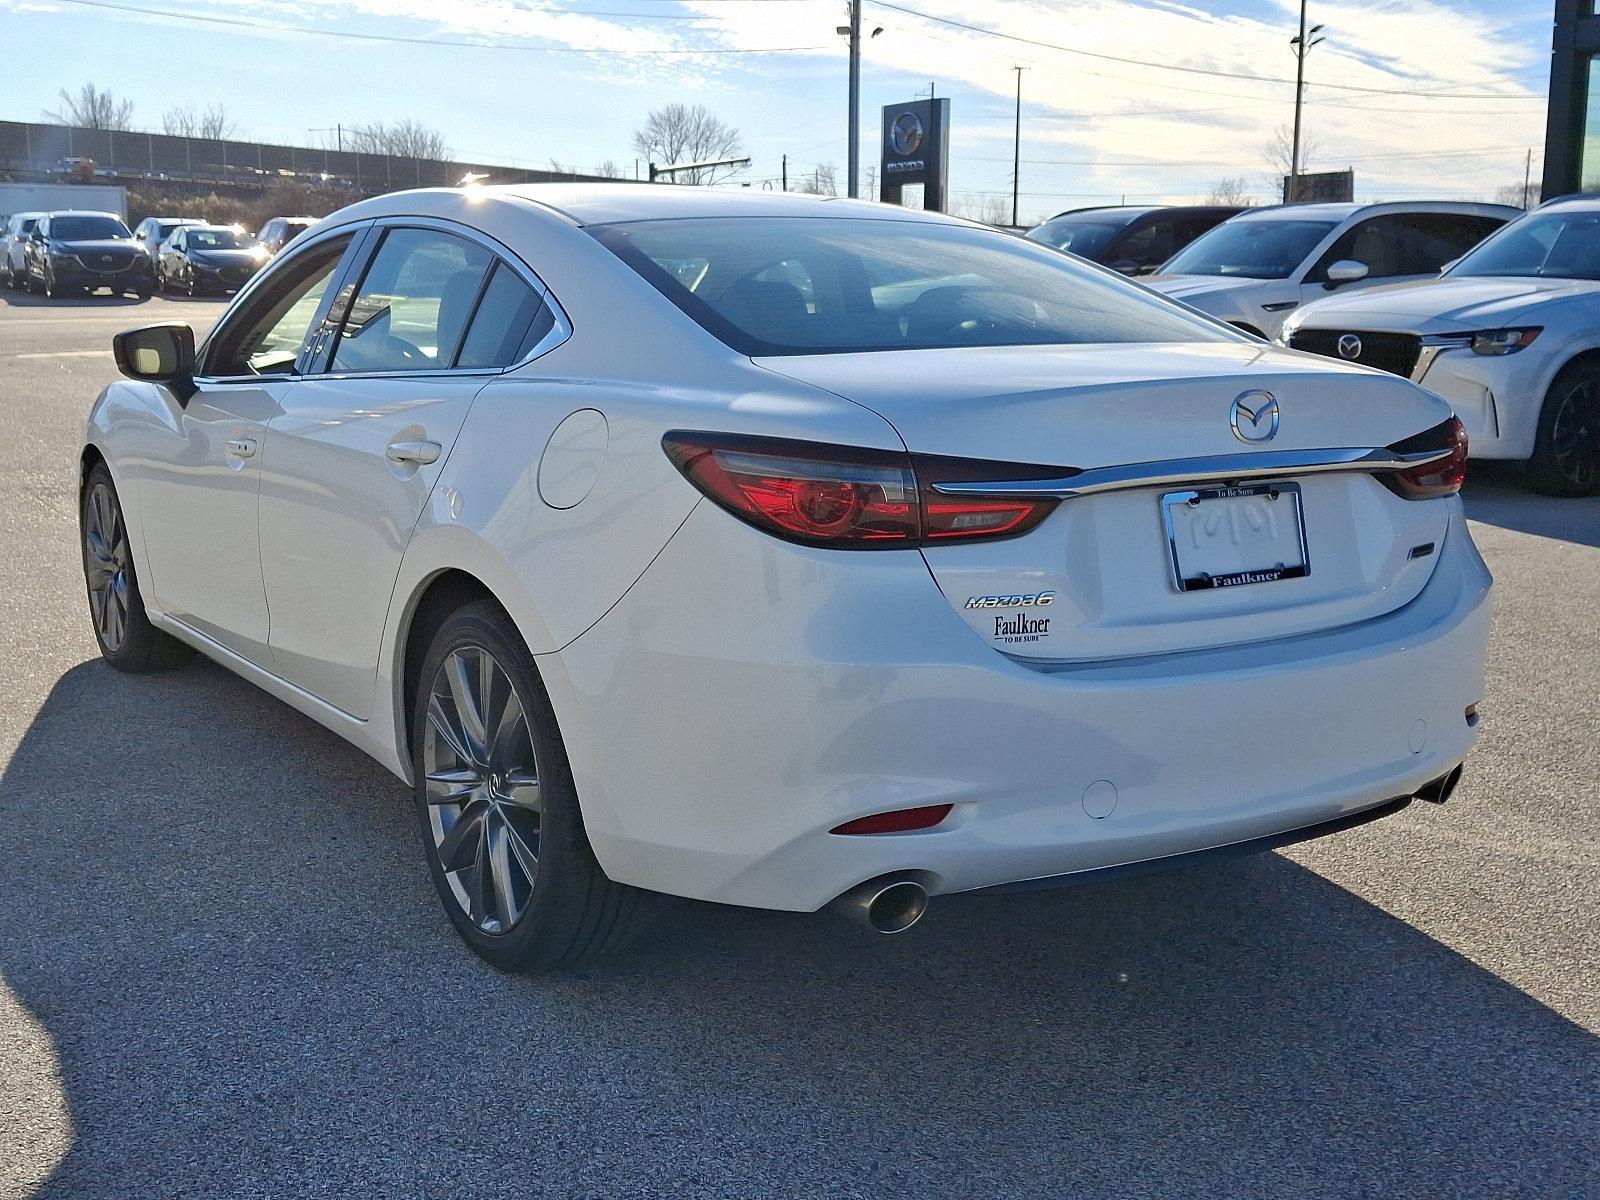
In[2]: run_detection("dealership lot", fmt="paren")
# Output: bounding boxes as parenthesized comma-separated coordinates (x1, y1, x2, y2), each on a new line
(0, 292, 1596, 1197)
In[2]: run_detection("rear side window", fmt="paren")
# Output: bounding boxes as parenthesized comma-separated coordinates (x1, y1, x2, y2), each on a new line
(455, 262, 555, 369)
(331, 228, 493, 373)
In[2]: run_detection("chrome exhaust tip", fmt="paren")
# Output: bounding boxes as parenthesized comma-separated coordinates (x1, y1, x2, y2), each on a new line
(828, 876, 929, 935)
(1415, 763, 1464, 804)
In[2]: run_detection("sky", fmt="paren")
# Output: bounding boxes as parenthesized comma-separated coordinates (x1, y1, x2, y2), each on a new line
(0, 0, 1558, 223)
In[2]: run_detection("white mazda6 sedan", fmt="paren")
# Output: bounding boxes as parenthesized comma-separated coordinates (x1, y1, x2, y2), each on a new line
(81, 185, 1491, 971)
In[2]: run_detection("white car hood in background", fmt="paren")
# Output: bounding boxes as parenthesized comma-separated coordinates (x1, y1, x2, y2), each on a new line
(1292, 275, 1600, 331)
(1143, 275, 1266, 303)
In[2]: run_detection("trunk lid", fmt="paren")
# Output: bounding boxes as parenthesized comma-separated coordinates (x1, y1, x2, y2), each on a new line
(755, 343, 1455, 661)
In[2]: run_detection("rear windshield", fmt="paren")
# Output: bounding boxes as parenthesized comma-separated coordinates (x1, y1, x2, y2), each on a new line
(1024, 215, 1134, 256)
(188, 228, 258, 250)
(1448, 210, 1600, 280)
(590, 216, 1236, 356)
(51, 215, 131, 241)
(157, 220, 197, 237)
(1162, 218, 1339, 279)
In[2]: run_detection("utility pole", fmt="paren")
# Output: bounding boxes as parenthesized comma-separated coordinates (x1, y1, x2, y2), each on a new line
(1012, 66, 1025, 228)
(1288, 2, 1324, 203)
(782, 154, 788, 192)
(846, 0, 862, 198)
(1523, 147, 1534, 207)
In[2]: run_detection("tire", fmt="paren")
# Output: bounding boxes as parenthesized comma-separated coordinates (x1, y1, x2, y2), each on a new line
(411, 600, 656, 973)
(1529, 361, 1600, 496)
(80, 462, 194, 672)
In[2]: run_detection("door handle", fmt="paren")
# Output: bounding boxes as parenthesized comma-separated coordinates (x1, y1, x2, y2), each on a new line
(225, 437, 257, 459)
(386, 440, 442, 466)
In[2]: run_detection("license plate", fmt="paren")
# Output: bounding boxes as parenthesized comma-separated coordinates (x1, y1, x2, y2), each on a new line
(1162, 482, 1309, 592)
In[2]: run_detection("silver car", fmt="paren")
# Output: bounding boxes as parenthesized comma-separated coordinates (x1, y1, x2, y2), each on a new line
(3, 211, 44, 288)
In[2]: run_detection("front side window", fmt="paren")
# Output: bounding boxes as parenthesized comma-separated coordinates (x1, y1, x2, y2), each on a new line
(49, 215, 131, 241)
(1308, 213, 1507, 282)
(1449, 210, 1600, 280)
(592, 216, 1237, 356)
(204, 235, 353, 377)
(187, 228, 257, 251)
(1024, 216, 1129, 257)
(1162, 218, 1339, 279)
(331, 227, 493, 373)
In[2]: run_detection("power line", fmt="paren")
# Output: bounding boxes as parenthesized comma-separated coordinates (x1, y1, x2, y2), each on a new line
(50, 0, 831, 52)
(866, 0, 1544, 100)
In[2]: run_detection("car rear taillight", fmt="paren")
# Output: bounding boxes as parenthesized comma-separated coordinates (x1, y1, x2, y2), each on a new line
(662, 432, 1060, 548)
(1382, 417, 1468, 500)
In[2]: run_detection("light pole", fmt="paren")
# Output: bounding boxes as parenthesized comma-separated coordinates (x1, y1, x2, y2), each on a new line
(838, 3, 883, 200)
(1288, 2, 1324, 203)
(1012, 66, 1025, 227)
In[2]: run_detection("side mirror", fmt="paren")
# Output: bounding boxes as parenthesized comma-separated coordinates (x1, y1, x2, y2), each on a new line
(1324, 259, 1370, 287)
(1107, 259, 1141, 276)
(112, 324, 196, 399)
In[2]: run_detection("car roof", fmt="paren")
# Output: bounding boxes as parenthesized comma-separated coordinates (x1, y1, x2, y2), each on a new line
(1230, 201, 1519, 222)
(1535, 193, 1600, 211)
(350, 183, 970, 229)
(1042, 206, 1164, 222)
(45, 210, 122, 220)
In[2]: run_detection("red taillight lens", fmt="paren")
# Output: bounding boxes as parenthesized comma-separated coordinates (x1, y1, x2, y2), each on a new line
(1382, 417, 1468, 500)
(831, 804, 953, 835)
(662, 432, 1059, 548)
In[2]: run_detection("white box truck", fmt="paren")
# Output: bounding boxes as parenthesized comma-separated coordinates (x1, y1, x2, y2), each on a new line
(0, 183, 128, 220)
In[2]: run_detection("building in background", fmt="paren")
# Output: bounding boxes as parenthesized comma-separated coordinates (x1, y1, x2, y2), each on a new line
(1543, 0, 1600, 198)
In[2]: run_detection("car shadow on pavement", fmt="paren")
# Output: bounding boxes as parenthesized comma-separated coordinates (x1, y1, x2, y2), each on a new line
(2, 659, 1595, 1199)
(1463, 463, 1600, 550)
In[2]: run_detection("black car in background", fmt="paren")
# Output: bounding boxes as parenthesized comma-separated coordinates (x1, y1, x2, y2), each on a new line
(257, 215, 316, 254)
(1026, 205, 1244, 275)
(156, 224, 267, 296)
(23, 211, 154, 299)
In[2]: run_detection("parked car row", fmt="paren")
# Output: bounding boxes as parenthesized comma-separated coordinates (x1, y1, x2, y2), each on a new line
(1026, 197, 1596, 494)
(2, 208, 319, 299)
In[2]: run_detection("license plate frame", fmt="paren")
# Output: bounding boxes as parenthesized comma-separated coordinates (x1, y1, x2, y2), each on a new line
(1161, 481, 1310, 592)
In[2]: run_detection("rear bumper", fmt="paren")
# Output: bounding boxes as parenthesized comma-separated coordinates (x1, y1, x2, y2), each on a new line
(539, 500, 1491, 912)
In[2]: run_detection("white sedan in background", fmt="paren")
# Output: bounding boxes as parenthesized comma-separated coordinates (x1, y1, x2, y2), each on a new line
(1283, 195, 1600, 495)
(1148, 201, 1518, 340)
(81, 185, 1489, 972)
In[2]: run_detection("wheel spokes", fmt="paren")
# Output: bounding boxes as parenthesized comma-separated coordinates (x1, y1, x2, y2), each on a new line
(437, 797, 490, 872)
(499, 767, 542, 814)
(443, 650, 490, 762)
(425, 766, 483, 805)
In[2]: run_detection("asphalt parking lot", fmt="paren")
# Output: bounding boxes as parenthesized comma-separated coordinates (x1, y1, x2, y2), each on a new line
(1, 290, 1596, 1199)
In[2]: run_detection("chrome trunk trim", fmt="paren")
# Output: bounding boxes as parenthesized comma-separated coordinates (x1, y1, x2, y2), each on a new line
(929, 446, 1452, 499)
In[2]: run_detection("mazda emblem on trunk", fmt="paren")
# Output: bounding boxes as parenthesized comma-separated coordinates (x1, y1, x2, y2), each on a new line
(1230, 390, 1280, 443)
(1338, 333, 1363, 359)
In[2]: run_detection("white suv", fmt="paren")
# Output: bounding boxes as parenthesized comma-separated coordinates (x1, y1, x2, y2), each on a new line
(1282, 195, 1600, 495)
(1148, 202, 1518, 340)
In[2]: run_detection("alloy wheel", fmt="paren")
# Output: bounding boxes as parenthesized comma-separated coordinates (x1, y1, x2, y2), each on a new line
(1551, 378, 1600, 489)
(83, 480, 132, 652)
(422, 646, 542, 935)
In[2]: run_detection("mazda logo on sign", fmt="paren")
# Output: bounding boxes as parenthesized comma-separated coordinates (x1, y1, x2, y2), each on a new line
(890, 112, 924, 156)
(1337, 333, 1363, 360)
(1230, 390, 1280, 443)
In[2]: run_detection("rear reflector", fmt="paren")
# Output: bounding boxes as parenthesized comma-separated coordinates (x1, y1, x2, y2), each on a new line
(663, 431, 1060, 548)
(1381, 417, 1468, 500)
(831, 804, 954, 835)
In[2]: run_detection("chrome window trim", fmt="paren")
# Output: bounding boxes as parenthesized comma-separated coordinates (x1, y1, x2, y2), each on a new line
(303, 215, 571, 383)
(930, 446, 1453, 500)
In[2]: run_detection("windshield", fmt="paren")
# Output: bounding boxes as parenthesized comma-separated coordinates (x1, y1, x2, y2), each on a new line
(1161, 218, 1339, 279)
(1024, 216, 1132, 257)
(188, 228, 258, 250)
(1448, 210, 1600, 280)
(157, 220, 197, 237)
(590, 216, 1237, 356)
(51, 215, 131, 241)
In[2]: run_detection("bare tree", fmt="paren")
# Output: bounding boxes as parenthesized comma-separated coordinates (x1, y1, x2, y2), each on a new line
(345, 119, 450, 160)
(949, 194, 1010, 224)
(162, 102, 238, 141)
(632, 103, 743, 185)
(864, 165, 879, 202)
(1263, 123, 1319, 201)
(45, 83, 134, 130)
(1207, 175, 1254, 206)
(794, 162, 839, 197)
(593, 159, 624, 179)
(1495, 180, 1537, 209)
